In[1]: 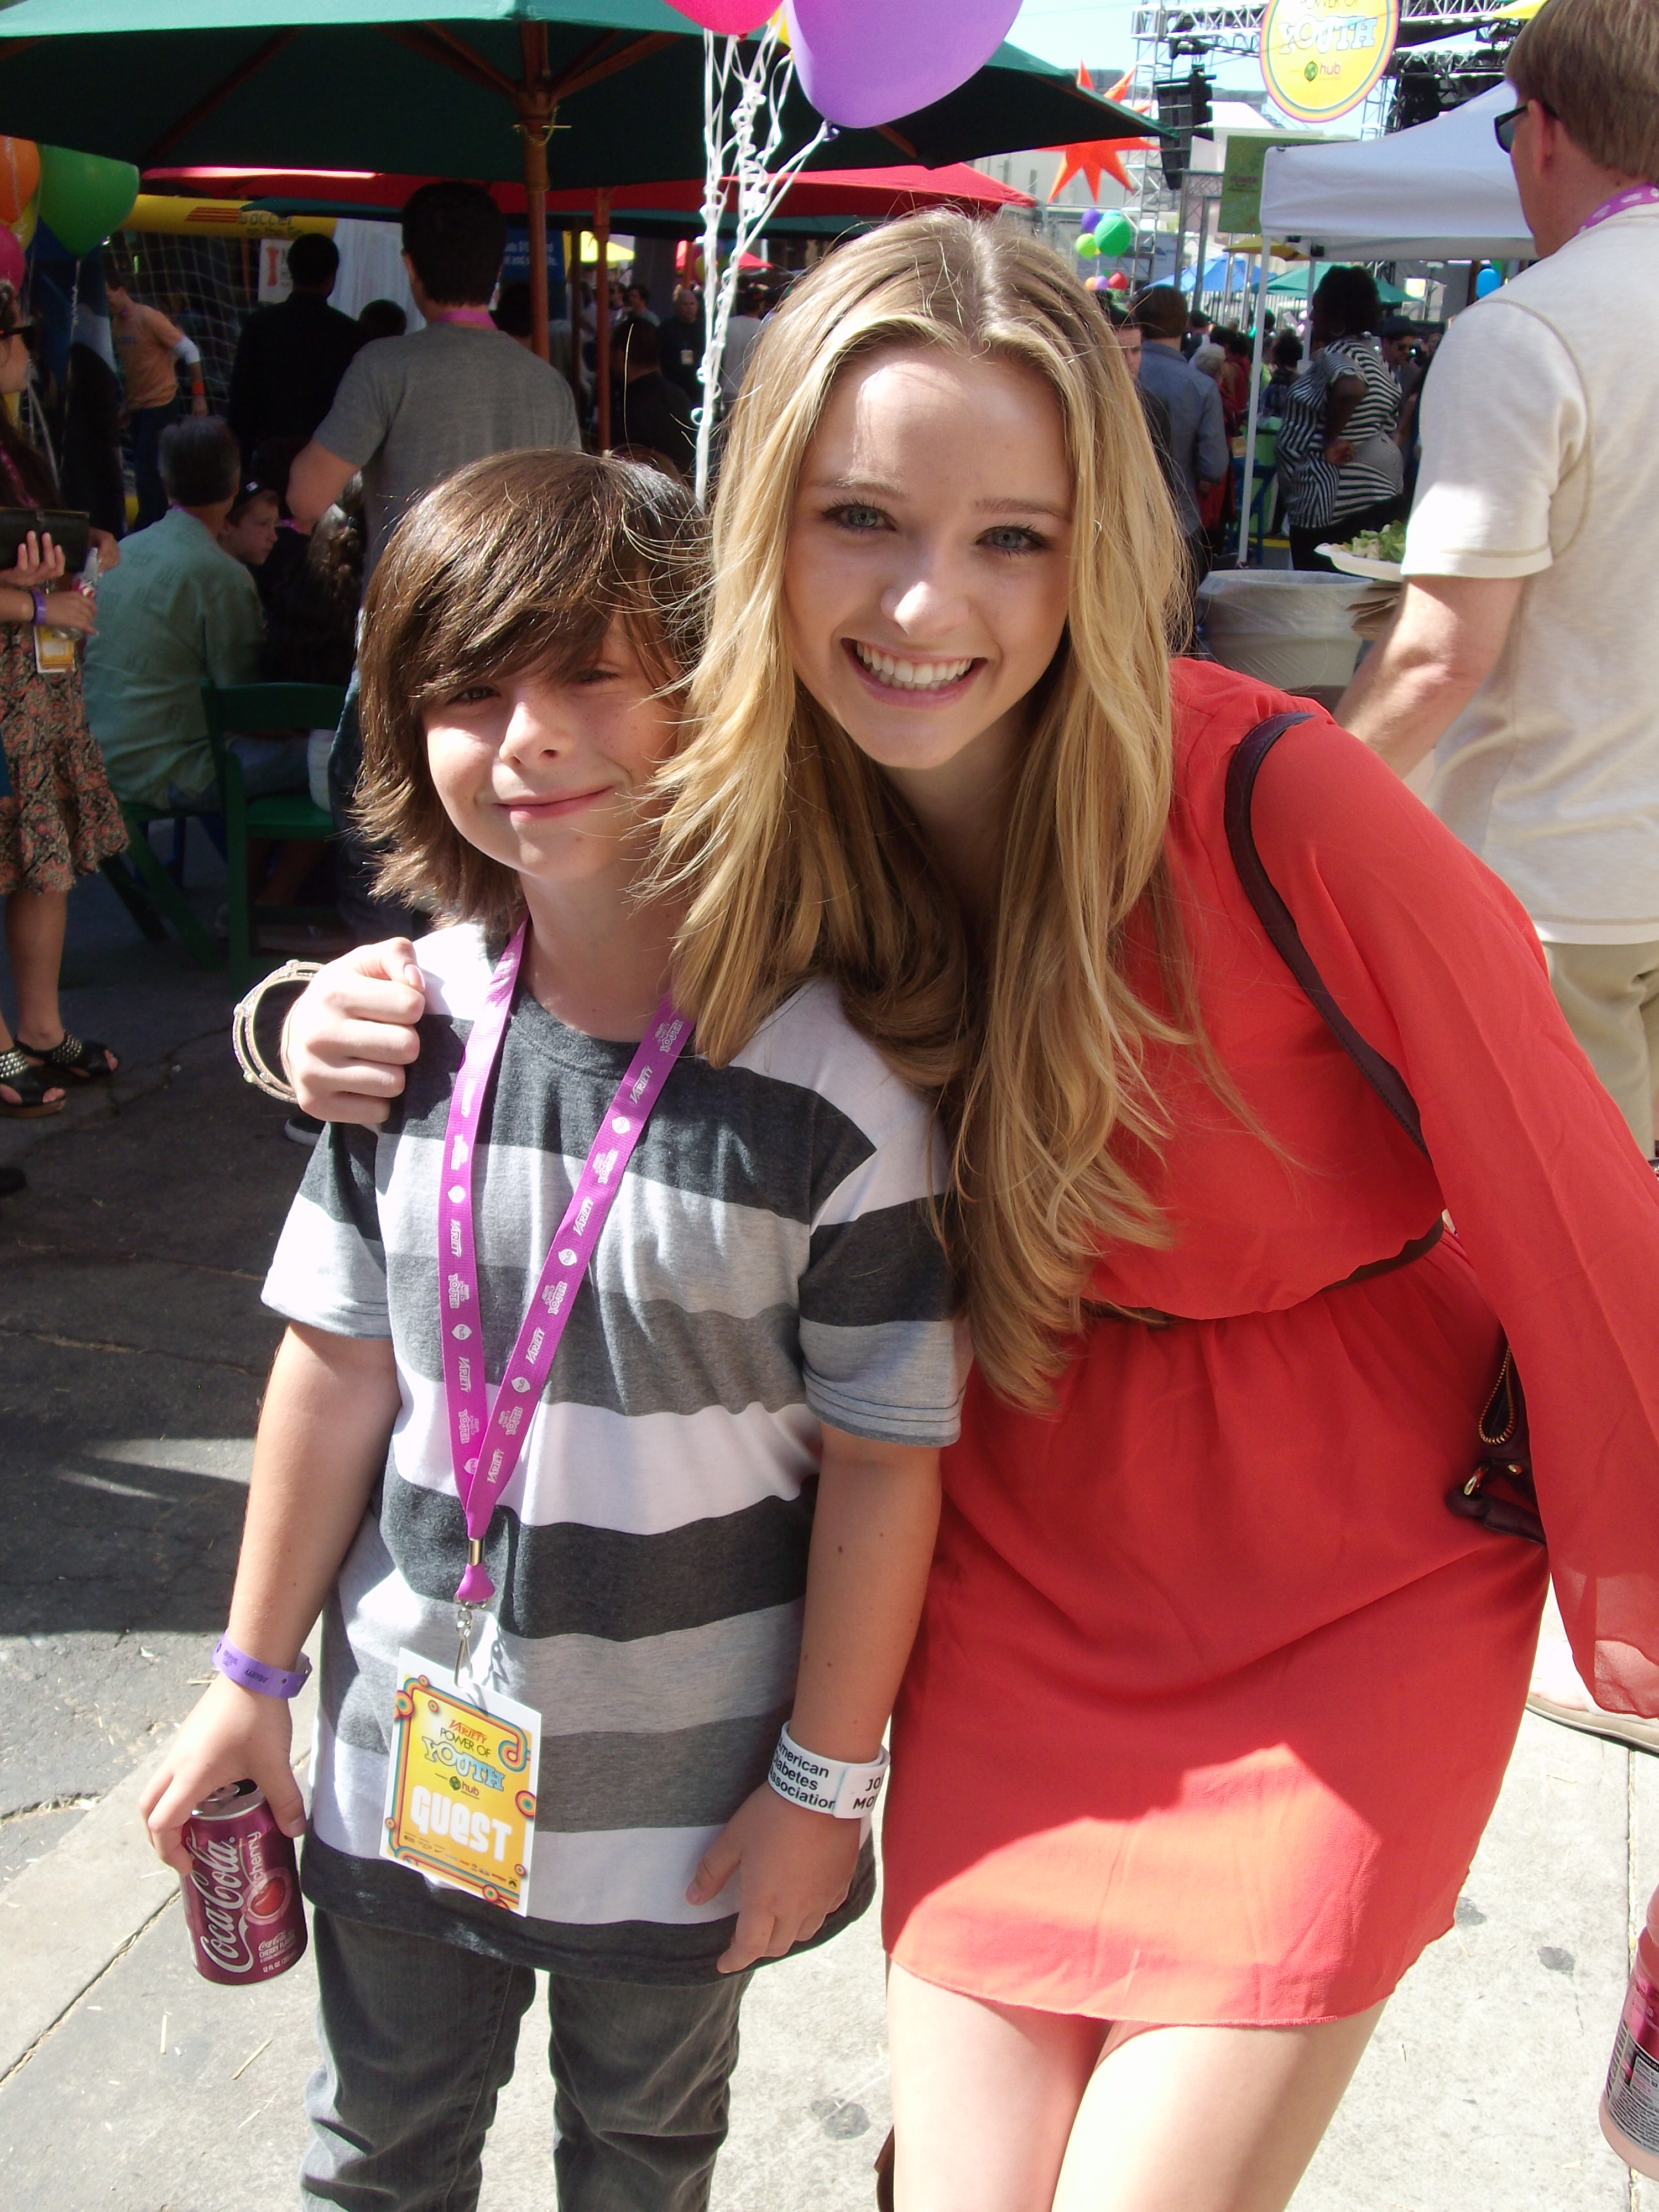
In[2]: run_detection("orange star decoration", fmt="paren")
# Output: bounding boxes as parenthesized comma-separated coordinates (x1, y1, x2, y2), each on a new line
(1047, 67, 1160, 202)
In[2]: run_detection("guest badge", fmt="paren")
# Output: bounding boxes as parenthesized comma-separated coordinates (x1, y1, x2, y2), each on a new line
(380, 1651, 542, 1914)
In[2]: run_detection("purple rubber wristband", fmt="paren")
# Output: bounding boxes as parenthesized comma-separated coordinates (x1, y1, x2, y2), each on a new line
(212, 1635, 312, 1699)
(29, 589, 47, 627)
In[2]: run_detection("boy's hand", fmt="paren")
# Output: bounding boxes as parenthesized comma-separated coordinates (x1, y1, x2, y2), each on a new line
(687, 1783, 862, 1975)
(138, 1676, 305, 1877)
(283, 938, 426, 1125)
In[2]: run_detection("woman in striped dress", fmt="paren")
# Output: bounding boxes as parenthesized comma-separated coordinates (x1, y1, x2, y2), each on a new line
(1275, 267, 1405, 571)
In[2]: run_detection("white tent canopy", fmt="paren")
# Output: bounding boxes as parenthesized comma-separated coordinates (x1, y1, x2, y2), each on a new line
(1259, 84, 1533, 261)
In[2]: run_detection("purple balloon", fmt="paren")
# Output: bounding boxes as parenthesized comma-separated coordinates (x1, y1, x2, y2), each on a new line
(0, 225, 23, 293)
(787, 0, 1021, 129)
(1079, 209, 1101, 233)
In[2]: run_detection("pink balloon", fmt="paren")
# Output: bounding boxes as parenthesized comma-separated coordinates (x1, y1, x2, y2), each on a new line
(666, 2, 775, 30)
(787, 0, 1021, 128)
(0, 226, 24, 292)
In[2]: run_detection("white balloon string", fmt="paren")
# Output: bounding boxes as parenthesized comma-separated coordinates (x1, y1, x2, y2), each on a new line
(695, 26, 830, 506)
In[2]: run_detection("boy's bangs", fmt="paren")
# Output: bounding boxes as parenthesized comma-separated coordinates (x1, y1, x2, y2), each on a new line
(405, 555, 677, 711)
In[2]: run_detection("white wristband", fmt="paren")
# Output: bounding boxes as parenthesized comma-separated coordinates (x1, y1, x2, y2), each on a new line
(768, 1724, 889, 1819)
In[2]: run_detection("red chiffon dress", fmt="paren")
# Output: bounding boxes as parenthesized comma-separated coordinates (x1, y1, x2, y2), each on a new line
(883, 660, 1659, 2026)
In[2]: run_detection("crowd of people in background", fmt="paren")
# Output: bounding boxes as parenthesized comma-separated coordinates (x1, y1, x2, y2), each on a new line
(0, 164, 1459, 1162)
(0, 168, 855, 1202)
(0, 120, 1547, 1187)
(1104, 273, 1441, 582)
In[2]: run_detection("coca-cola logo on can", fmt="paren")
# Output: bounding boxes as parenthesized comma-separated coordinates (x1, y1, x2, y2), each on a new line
(189, 1832, 254, 1974)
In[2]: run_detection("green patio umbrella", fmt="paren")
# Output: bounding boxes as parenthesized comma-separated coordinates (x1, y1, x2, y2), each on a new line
(0, 2, 1160, 361)
(1266, 262, 1407, 304)
(0, 3, 1155, 184)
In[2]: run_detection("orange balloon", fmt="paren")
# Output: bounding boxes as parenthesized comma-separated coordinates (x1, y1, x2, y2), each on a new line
(0, 139, 40, 228)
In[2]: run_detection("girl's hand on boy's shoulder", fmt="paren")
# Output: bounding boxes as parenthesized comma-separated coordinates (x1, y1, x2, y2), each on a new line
(284, 938, 427, 1125)
(138, 1675, 306, 1877)
(688, 1782, 862, 1976)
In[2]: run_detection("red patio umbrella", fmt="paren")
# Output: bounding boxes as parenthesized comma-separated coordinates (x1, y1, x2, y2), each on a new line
(144, 160, 1036, 222)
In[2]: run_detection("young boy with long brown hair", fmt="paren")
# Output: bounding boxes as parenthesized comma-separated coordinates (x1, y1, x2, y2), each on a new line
(142, 448, 959, 2211)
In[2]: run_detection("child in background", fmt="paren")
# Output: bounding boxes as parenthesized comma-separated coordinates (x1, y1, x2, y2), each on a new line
(217, 478, 281, 572)
(140, 449, 959, 2211)
(216, 469, 335, 938)
(262, 473, 364, 691)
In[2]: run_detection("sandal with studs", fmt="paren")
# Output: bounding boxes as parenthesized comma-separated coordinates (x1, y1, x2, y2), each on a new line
(0, 1045, 66, 1118)
(18, 1029, 118, 1082)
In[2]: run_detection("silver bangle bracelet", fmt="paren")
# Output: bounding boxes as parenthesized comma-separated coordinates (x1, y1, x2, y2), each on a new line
(231, 959, 324, 1104)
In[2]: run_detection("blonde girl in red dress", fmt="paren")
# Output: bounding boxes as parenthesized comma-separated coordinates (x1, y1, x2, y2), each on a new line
(282, 213, 1659, 2211)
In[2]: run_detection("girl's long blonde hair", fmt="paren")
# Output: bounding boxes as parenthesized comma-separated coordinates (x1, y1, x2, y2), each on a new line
(658, 212, 1189, 1408)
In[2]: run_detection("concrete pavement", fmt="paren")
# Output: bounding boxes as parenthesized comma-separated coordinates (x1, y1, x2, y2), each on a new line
(3, 855, 1657, 2209)
(4, 1688, 1655, 2211)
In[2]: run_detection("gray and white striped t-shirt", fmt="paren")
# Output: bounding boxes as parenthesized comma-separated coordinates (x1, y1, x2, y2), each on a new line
(263, 924, 964, 1980)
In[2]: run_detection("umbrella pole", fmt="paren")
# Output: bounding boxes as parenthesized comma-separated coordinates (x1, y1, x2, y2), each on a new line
(517, 22, 554, 365)
(566, 227, 583, 415)
(1235, 250, 1272, 568)
(521, 130, 552, 364)
(595, 187, 612, 453)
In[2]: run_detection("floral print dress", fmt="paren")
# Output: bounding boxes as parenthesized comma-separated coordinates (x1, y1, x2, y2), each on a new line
(0, 450, 127, 897)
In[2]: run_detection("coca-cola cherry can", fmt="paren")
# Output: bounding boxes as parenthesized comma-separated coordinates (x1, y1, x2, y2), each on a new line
(180, 1778, 307, 1986)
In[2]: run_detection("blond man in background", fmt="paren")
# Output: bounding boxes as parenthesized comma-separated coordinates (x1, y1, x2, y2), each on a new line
(1340, 0, 1659, 1755)
(1342, 0, 1659, 1152)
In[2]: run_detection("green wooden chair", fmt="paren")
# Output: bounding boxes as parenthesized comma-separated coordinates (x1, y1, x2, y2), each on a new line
(201, 680, 343, 991)
(103, 787, 225, 973)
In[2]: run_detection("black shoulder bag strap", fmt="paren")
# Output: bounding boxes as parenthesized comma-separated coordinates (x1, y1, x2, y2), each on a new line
(1223, 712, 1545, 1547)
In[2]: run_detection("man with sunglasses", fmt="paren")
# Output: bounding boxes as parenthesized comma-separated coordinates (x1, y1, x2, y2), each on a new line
(1342, 0, 1659, 1159)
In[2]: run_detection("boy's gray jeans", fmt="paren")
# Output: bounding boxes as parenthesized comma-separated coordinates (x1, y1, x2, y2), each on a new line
(300, 1908, 754, 2212)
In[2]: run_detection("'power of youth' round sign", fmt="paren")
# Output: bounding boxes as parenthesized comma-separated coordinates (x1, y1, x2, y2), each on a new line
(1259, 0, 1400, 124)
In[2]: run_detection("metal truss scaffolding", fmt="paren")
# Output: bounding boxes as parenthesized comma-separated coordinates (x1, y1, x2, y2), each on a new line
(1129, 1, 1506, 49)
(1121, 0, 1516, 296)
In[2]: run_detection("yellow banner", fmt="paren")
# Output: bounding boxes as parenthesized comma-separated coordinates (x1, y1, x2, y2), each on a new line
(1259, 0, 1400, 124)
(122, 194, 335, 239)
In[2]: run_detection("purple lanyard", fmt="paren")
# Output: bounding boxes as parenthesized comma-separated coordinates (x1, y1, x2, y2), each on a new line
(439, 921, 691, 1608)
(1577, 184, 1659, 238)
(429, 307, 498, 327)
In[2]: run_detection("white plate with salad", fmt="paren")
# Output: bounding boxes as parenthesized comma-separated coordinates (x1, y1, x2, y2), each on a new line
(1317, 523, 1406, 580)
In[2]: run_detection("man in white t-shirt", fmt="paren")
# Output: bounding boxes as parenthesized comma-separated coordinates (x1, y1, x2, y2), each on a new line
(1340, 0, 1659, 1150)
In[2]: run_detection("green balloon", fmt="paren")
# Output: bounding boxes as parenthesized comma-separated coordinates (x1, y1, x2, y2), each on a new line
(38, 144, 139, 259)
(1075, 232, 1101, 258)
(1096, 211, 1135, 256)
